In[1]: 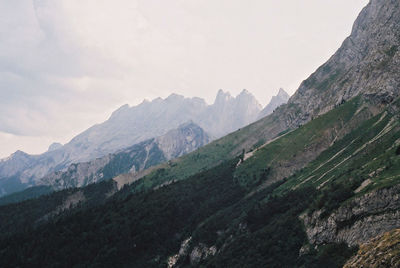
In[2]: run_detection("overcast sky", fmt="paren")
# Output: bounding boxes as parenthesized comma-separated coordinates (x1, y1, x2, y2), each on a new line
(0, 0, 368, 158)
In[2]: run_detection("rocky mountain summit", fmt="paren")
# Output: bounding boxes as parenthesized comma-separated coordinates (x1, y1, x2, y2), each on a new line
(287, 0, 400, 125)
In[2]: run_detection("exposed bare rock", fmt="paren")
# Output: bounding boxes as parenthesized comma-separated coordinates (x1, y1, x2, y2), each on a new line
(167, 237, 217, 267)
(189, 244, 217, 265)
(167, 237, 192, 268)
(40, 122, 210, 190)
(288, 0, 400, 127)
(344, 229, 400, 268)
(302, 185, 400, 246)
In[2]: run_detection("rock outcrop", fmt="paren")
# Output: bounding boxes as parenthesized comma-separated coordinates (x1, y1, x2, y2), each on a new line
(167, 237, 217, 267)
(288, 0, 400, 127)
(302, 184, 400, 246)
(40, 122, 210, 190)
(344, 229, 400, 267)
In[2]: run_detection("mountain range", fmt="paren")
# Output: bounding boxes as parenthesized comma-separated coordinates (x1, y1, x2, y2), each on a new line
(1, 0, 400, 267)
(0, 88, 289, 196)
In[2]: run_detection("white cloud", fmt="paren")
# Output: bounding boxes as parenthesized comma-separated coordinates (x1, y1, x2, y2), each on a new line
(0, 0, 369, 158)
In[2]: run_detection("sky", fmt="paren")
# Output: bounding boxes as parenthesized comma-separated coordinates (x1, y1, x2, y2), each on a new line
(0, 0, 369, 158)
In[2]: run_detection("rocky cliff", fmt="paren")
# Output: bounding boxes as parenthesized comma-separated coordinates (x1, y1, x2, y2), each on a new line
(288, 0, 400, 125)
(344, 229, 400, 267)
(39, 122, 210, 190)
(302, 184, 400, 247)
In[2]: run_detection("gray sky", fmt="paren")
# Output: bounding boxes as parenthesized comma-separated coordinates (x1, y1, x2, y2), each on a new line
(0, 0, 368, 158)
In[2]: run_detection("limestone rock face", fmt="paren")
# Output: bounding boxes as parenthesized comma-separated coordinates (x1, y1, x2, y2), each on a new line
(39, 122, 210, 190)
(302, 184, 400, 246)
(344, 229, 400, 268)
(288, 0, 400, 126)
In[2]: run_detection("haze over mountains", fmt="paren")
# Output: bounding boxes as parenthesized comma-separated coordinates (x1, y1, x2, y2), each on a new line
(40, 122, 210, 190)
(0, 88, 289, 196)
(2, 0, 400, 267)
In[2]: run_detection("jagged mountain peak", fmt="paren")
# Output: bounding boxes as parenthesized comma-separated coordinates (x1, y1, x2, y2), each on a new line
(238, 88, 250, 96)
(237, 89, 259, 102)
(258, 88, 290, 119)
(277, 88, 289, 99)
(214, 89, 233, 104)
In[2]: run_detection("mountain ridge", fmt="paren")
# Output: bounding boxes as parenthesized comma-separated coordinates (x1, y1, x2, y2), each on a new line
(0, 89, 279, 196)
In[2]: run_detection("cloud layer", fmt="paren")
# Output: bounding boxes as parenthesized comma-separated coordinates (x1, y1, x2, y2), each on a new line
(0, 0, 368, 157)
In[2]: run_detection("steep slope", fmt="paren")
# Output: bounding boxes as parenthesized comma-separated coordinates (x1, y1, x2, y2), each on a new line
(0, 97, 399, 267)
(36, 122, 210, 191)
(115, 0, 400, 191)
(289, 0, 400, 124)
(1, 96, 396, 267)
(258, 88, 290, 119)
(124, 97, 377, 192)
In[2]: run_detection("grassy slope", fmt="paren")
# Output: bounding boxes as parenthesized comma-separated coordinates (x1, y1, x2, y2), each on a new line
(276, 106, 400, 196)
(234, 97, 369, 189)
(130, 97, 375, 193)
